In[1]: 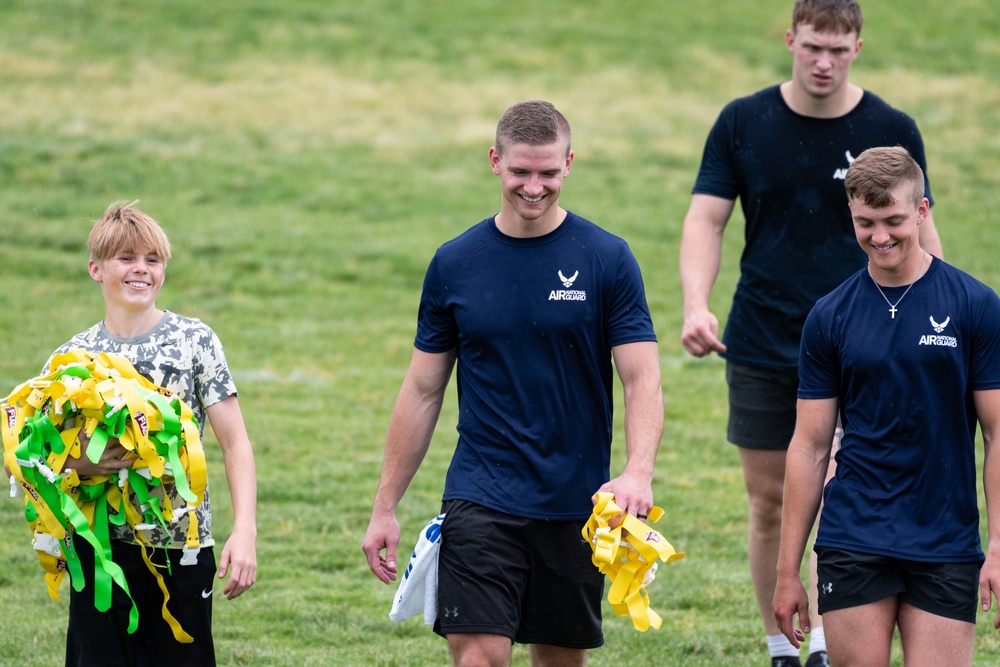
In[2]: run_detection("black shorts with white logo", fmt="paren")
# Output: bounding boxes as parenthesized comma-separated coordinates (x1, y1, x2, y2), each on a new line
(433, 499, 604, 648)
(815, 546, 981, 623)
(66, 539, 218, 666)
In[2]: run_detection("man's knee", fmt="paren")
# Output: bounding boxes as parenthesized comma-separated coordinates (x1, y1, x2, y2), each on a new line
(447, 633, 512, 667)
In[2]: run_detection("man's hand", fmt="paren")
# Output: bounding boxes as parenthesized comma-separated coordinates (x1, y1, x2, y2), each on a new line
(681, 309, 727, 357)
(596, 469, 653, 527)
(773, 572, 810, 648)
(218, 527, 257, 600)
(362, 510, 401, 585)
(981, 545, 1000, 628)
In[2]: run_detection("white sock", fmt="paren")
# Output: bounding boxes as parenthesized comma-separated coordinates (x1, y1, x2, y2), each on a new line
(767, 634, 799, 658)
(808, 627, 827, 654)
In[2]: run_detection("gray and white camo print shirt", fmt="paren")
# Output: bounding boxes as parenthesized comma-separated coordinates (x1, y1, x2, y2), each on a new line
(48, 311, 237, 549)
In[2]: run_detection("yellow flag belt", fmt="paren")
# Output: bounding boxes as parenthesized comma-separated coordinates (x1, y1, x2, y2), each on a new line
(582, 492, 686, 632)
(1, 350, 208, 643)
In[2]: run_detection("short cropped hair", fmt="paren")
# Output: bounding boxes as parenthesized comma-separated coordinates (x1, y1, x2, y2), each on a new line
(87, 200, 172, 263)
(494, 100, 571, 158)
(792, 0, 863, 36)
(844, 146, 924, 209)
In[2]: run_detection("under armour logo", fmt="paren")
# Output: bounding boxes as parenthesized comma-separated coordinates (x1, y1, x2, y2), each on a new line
(930, 315, 951, 333)
(558, 270, 578, 288)
(444, 606, 459, 618)
(822, 583, 834, 594)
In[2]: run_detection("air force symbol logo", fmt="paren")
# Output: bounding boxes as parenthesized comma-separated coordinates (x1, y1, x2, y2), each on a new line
(930, 315, 950, 333)
(558, 270, 578, 288)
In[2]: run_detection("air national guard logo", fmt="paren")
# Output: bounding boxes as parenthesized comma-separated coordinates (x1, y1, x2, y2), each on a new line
(833, 150, 856, 180)
(549, 270, 586, 301)
(919, 315, 957, 347)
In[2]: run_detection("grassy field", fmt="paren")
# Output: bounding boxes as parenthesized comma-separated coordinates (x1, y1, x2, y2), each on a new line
(1, 1, 999, 665)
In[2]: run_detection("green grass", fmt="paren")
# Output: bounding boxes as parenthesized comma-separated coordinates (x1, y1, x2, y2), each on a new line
(1, 1, 1000, 665)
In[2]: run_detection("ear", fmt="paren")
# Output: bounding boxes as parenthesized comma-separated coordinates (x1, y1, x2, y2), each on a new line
(88, 259, 103, 283)
(563, 150, 575, 177)
(917, 197, 930, 223)
(785, 28, 795, 53)
(489, 146, 501, 175)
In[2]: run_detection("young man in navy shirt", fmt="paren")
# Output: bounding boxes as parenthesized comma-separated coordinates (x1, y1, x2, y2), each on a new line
(774, 146, 1000, 666)
(362, 100, 663, 667)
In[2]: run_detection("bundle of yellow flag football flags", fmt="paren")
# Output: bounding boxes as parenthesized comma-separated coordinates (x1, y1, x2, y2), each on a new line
(582, 492, 686, 632)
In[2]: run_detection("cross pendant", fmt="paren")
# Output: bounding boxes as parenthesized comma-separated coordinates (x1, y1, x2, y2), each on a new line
(889, 305, 897, 319)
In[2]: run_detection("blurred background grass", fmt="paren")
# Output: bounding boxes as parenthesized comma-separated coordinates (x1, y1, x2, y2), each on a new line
(1, 1, 999, 665)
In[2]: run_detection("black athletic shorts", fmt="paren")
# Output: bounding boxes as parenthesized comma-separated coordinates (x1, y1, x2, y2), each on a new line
(815, 546, 981, 623)
(726, 360, 799, 450)
(66, 539, 218, 667)
(433, 499, 605, 648)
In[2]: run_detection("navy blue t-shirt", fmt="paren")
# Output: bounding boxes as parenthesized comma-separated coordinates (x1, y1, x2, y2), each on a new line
(415, 212, 656, 520)
(799, 260, 1000, 561)
(693, 85, 933, 369)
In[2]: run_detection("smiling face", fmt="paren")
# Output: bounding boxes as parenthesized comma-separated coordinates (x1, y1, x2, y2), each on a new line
(851, 185, 929, 285)
(89, 248, 166, 315)
(786, 23, 861, 103)
(489, 139, 573, 238)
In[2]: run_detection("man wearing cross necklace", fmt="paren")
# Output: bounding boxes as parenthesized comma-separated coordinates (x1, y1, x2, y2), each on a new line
(774, 146, 1000, 666)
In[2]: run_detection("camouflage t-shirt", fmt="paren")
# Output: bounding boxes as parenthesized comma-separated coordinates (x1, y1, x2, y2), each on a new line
(48, 310, 237, 549)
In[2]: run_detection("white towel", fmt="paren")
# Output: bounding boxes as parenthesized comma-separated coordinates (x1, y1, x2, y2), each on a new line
(389, 513, 445, 625)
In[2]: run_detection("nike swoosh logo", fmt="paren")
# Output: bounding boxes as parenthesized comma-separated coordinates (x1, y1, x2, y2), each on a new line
(201, 589, 213, 598)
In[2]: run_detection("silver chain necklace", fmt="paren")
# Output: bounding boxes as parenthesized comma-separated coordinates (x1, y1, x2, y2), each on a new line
(868, 251, 927, 319)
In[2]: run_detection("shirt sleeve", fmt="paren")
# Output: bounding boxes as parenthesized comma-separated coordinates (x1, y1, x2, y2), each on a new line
(414, 252, 459, 353)
(691, 103, 740, 200)
(607, 243, 657, 346)
(193, 325, 237, 409)
(970, 286, 1000, 390)
(797, 305, 840, 400)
